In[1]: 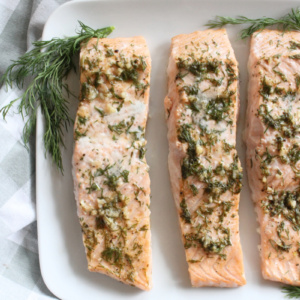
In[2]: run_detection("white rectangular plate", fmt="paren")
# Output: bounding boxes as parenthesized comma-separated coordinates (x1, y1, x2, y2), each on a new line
(37, 0, 299, 299)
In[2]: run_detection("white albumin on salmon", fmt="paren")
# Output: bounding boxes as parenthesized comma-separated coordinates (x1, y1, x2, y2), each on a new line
(246, 30, 300, 285)
(72, 37, 152, 290)
(165, 29, 246, 287)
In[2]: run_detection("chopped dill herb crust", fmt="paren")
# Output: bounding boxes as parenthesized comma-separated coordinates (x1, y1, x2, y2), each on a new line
(245, 30, 300, 285)
(253, 38, 300, 253)
(174, 47, 241, 260)
(73, 37, 152, 290)
(165, 29, 245, 287)
(175, 52, 242, 258)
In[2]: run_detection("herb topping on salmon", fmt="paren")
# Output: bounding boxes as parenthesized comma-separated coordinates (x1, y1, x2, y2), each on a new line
(246, 29, 300, 285)
(165, 29, 245, 287)
(73, 36, 152, 290)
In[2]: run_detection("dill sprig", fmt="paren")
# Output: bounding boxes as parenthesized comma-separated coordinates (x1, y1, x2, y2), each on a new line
(206, 7, 300, 39)
(282, 286, 300, 298)
(0, 21, 114, 172)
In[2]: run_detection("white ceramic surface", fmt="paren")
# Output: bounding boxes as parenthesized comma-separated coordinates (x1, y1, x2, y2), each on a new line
(37, 1, 298, 299)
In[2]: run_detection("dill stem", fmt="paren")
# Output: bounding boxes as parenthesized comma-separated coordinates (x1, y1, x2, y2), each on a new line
(0, 21, 114, 172)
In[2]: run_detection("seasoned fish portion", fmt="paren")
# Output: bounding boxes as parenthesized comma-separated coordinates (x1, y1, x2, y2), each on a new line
(72, 36, 152, 290)
(246, 30, 300, 285)
(165, 29, 246, 287)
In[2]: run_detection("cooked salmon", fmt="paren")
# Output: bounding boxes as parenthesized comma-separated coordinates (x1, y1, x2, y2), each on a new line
(245, 29, 300, 285)
(164, 29, 246, 287)
(72, 36, 152, 290)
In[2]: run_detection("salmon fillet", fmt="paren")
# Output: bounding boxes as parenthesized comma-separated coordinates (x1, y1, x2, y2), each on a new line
(72, 36, 152, 290)
(246, 30, 300, 285)
(164, 29, 246, 287)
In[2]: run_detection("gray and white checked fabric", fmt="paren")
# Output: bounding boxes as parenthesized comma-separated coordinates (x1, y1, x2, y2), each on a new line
(0, 0, 70, 299)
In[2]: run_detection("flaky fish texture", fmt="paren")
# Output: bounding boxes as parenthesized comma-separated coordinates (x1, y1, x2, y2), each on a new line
(246, 30, 300, 286)
(165, 29, 246, 287)
(73, 36, 152, 290)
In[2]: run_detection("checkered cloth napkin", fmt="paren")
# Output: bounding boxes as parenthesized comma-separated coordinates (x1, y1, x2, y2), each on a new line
(0, 0, 69, 299)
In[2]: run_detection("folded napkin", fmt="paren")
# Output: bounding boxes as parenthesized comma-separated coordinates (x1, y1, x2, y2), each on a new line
(0, 0, 69, 299)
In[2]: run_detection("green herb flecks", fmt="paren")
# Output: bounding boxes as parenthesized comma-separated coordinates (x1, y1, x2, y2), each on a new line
(138, 145, 146, 159)
(95, 106, 106, 117)
(295, 75, 300, 89)
(190, 184, 199, 196)
(81, 223, 98, 258)
(205, 94, 233, 124)
(176, 57, 222, 80)
(105, 49, 114, 57)
(290, 41, 300, 50)
(102, 247, 123, 265)
(184, 227, 231, 259)
(178, 124, 194, 144)
(289, 54, 300, 59)
(206, 8, 300, 39)
(273, 68, 287, 82)
(180, 198, 191, 223)
(260, 77, 273, 101)
(94, 165, 129, 191)
(258, 104, 299, 137)
(108, 116, 135, 135)
(183, 84, 199, 96)
(115, 56, 148, 93)
(262, 190, 300, 232)
(179, 127, 242, 196)
(78, 116, 88, 125)
(269, 239, 292, 252)
(178, 124, 199, 180)
(140, 225, 148, 231)
(287, 144, 300, 165)
(86, 182, 100, 194)
(75, 129, 87, 140)
(0, 21, 114, 172)
(200, 229, 231, 258)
